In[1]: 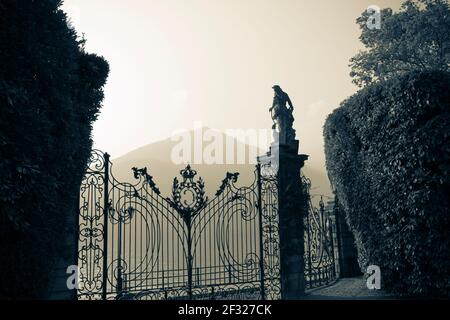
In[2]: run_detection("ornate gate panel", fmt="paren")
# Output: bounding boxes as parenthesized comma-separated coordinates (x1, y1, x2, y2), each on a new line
(78, 150, 281, 300)
(303, 176, 337, 290)
(78, 150, 337, 299)
(259, 163, 281, 299)
(78, 150, 108, 300)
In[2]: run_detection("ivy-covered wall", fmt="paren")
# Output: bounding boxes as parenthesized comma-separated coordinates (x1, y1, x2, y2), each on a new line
(324, 71, 450, 297)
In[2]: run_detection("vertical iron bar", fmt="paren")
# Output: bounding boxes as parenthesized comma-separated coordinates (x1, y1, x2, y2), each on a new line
(186, 213, 193, 300)
(196, 268, 200, 286)
(328, 216, 336, 279)
(320, 197, 326, 283)
(306, 204, 312, 290)
(102, 153, 110, 300)
(256, 164, 266, 300)
(117, 212, 123, 294)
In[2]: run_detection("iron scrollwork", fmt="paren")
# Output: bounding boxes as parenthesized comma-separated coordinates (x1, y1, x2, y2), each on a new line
(78, 150, 283, 300)
(259, 162, 281, 300)
(167, 165, 208, 221)
(303, 176, 337, 290)
(78, 150, 108, 300)
(78, 149, 338, 300)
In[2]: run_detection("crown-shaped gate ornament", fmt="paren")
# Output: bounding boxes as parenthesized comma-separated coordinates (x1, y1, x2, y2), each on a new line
(167, 164, 208, 221)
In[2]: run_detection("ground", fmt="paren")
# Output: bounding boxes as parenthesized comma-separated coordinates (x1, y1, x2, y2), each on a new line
(305, 277, 395, 300)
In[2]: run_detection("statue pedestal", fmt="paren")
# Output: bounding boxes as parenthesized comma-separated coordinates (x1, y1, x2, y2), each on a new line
(258, 140, 309, 300)
(259, 139, 305, 172)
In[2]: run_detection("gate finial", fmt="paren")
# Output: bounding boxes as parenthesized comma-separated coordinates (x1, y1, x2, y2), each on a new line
(169, 165, 207, 218)
(180, 164, 197, 181)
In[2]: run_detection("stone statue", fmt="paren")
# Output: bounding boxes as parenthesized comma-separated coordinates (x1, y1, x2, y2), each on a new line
(270, 85, 296, 146)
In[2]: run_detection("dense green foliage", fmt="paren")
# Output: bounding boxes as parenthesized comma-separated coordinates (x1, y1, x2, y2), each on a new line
(0, 0, 109, 299)
(350, 0, 450, 87)
(324, 71, 450, 296)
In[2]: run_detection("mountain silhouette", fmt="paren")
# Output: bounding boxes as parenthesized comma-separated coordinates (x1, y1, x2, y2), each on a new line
(110, 127, 332, 200)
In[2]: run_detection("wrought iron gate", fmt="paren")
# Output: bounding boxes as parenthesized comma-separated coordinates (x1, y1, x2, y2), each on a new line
(78, 150, 281, 300)
(78, 150, 336, 300)
(303, 176, 337, 289)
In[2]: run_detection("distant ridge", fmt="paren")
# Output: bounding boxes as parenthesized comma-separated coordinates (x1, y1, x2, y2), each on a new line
(110, 128, 332, 199)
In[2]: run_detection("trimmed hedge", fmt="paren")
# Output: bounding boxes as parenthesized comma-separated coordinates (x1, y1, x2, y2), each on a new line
(0, 1, 109, 299)
(324, 71, 450, 297)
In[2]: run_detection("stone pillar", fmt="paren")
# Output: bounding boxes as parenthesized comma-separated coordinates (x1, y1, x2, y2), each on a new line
(259, 140, 309, 299)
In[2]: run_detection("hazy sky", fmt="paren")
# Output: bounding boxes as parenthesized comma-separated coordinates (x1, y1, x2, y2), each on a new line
(63, 0, 403, 171)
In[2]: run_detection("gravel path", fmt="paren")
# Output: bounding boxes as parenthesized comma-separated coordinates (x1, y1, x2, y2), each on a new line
(304, 277, 396, 300)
